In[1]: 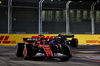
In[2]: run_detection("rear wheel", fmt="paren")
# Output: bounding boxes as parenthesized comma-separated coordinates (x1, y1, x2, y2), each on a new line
(16, 43, 24, 57)
(70, 39, 78, 48)
(23, 44, 37, 60)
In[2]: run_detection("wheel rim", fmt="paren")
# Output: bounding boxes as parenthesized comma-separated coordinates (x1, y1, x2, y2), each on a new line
(23, 47, 27, 58)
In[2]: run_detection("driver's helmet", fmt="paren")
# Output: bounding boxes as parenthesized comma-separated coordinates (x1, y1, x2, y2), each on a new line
(58, 34, 62, 37)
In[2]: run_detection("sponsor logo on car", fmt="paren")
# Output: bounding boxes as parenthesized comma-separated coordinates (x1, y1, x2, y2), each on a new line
(32, 36, 54, 40)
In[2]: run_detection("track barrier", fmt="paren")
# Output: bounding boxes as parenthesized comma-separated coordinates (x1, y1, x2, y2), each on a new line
(0, 34, 100, 46)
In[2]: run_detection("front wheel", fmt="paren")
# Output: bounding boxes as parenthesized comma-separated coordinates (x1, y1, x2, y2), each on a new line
(16, 43, 24, 57)
(60, 45, 72, 61)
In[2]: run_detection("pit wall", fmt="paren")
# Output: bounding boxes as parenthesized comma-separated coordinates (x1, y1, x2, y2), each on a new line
(0, 34, 100, 46)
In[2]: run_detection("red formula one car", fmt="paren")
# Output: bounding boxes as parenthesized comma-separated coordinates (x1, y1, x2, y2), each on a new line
(16, 36, 72, 61)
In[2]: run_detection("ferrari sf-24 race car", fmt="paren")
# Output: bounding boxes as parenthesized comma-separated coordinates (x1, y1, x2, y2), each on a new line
(16, 35, 78, 61)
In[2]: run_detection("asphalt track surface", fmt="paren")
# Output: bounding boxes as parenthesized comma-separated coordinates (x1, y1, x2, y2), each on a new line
(0, 45, 100, 66)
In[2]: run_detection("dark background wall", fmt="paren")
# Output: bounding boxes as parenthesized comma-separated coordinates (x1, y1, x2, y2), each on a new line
(0, 0, 100, 34)
(0, 7, 8, 33)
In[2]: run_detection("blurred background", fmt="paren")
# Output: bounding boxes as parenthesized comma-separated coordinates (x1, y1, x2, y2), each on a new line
(0, 0, 100, 34)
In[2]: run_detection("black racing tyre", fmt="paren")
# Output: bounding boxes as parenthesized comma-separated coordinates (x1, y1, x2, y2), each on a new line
(70, 39, 78, 48)
(24, 44, 37, 60)
(16, 43, 24, 57)
(60, 45, 72, 61)
(24, 56, 31, 60)
(62, 45, 72, 57)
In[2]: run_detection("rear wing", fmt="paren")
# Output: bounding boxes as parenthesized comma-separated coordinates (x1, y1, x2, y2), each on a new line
(23, 38, 39, 42)
(62, 35, 74, 38)
(23, 38, 47, 42)
(61, 35, 75, 40)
